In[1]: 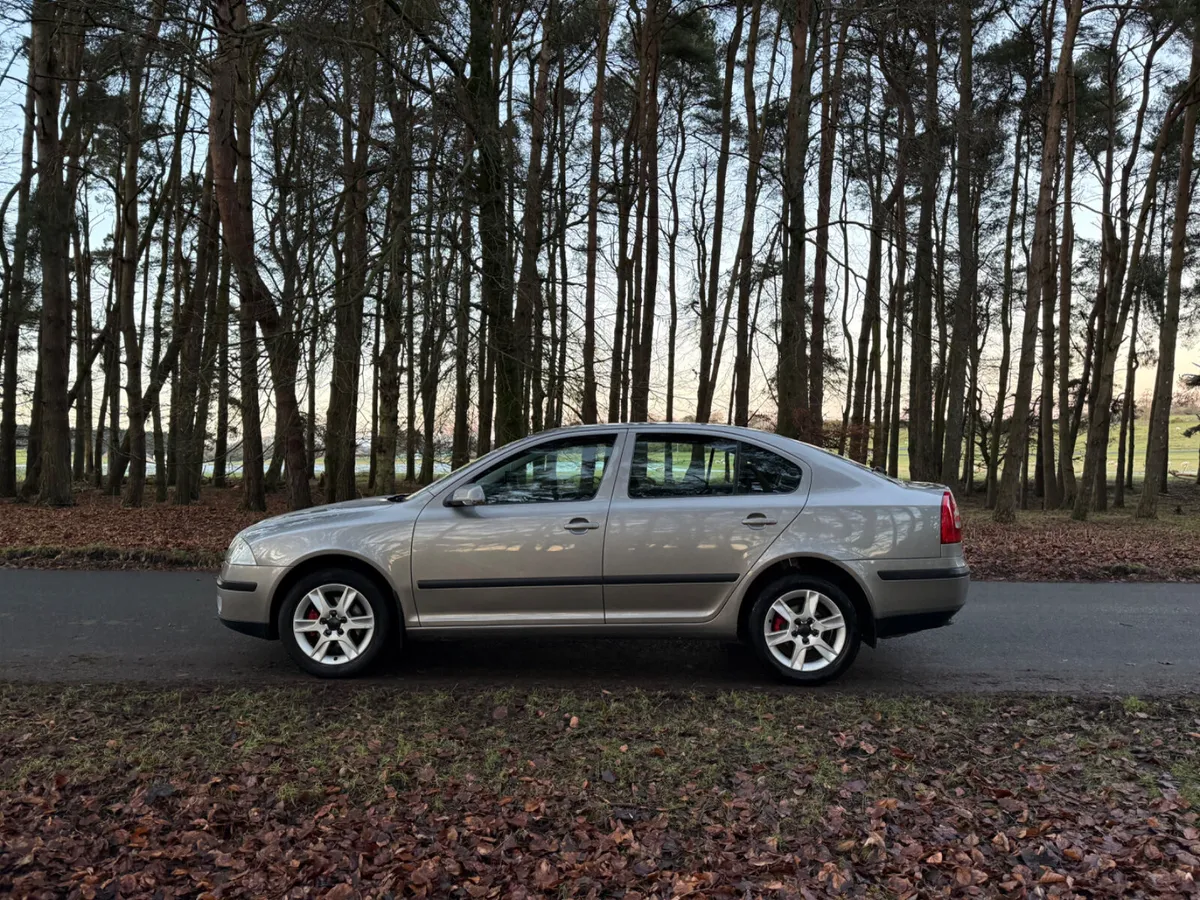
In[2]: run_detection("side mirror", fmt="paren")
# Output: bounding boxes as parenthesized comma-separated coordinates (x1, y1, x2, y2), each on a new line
(447, 484, 486, 507)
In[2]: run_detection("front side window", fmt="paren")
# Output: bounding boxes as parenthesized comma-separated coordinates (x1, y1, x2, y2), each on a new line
(628, 435, 801, 499)
(471, 435, 616, 504)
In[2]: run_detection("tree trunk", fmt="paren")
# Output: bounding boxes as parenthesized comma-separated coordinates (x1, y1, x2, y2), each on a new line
(209, 0, 311, 510)
(515, 14, 552, 433)
(325, 0, 379, 501)
(907, 21, 939, 483)
(213, 247, 231, 488)
(808, 3, 848, 440)
(581, 0, 609, 424)
(1115, 292, 1139, 507)
(174, 169, 218, 504)
(698, 1, 747, 425)
(665, 95, 686, 423)
(777, 0, 812, 437)
(630, 0, 662, 423)
(1137, 18, 1200, 517)
(451, 162, 472, 469)
(31, 0, 73, 506)
(0, 54, 35, 498)
(1057, 67, 1078, 505)
(1075, 68, 1190, 519)
(940, 0, 976, 490)
(733, 0, 764, 427)
(995, 0, 1080, 523)
(116, 1, 166, 507)
(850, 94, 888, 464)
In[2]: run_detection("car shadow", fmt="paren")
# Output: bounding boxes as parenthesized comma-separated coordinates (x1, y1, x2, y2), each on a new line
(362, 637, 910, 691)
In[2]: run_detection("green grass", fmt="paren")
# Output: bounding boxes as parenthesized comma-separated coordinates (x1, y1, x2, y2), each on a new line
(882, 413, 1200, 481)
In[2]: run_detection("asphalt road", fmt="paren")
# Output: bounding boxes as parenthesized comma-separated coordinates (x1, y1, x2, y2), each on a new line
(1, 569, 1197, 693)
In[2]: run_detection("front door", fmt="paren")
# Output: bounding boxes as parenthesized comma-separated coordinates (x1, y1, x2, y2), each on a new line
(411, 432, 622, 626)
(603, 432, 804, 623)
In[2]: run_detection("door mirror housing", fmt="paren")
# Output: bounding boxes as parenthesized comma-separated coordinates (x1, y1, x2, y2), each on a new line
(447, 484, 486, 507)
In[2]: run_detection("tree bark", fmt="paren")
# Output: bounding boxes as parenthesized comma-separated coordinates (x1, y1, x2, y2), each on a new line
(940, 0, 976, 490)
(995, 0, 1080, 523)
(1057, 65, 1078, 506)
(31, 0, 74, 506)
(116, 0, 165, 506)
(0, 53, 35, 498)
(469, 0, 520, 445)
(630, 0, 662, 423)
(698, 1, 746, 425)
(580, 0, 609, 424)
(451, 154, 473, 469)
(776, 0, 812, 438)
(733, 0, 764, 427)
(1137, 17, 1200, 517)
(209, 0, 311, 509)
(325, 0, 379, 501)
(907, 20, 940, 483)
(808, 3, 848, 440)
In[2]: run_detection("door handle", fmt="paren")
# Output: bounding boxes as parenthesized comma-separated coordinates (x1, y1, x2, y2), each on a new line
(742, 513, 777, 527)
(564, 518, 601, 533)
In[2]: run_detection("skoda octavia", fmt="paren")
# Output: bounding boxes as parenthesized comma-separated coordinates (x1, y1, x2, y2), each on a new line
(217, 424, 968, 684)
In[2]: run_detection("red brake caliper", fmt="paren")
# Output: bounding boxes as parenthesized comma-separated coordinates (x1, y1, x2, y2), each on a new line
(772, 614, 786, 631)
(306, 607, 319, 620)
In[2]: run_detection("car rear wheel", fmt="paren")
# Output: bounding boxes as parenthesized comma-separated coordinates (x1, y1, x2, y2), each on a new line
(748, 573, 860, 685)
(278, 569, 394, 678)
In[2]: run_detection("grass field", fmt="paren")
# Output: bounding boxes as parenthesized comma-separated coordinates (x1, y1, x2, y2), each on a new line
(876, 414, 1200, 482)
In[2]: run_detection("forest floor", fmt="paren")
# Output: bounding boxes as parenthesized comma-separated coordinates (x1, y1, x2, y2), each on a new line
(4, 478, 1200, 581)
(2, 685, 1197, 898)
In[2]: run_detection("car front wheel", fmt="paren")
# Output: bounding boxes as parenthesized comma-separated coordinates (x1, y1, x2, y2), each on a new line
(748, 574, 860, 685)
(278, 569, 394, 678)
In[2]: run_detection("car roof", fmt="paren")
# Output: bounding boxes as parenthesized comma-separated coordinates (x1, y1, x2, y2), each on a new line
(532, 421, 812, 448)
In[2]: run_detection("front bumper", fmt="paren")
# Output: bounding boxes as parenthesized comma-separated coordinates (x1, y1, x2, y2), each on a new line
(216, 563, 288, 639)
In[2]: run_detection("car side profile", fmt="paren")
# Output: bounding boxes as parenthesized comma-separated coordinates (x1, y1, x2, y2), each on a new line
(217, 423, 969, 684)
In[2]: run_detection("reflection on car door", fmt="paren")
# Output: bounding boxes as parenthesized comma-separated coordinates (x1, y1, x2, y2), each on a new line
(602, 432, 804, 623)
(410, 433, 623, 626)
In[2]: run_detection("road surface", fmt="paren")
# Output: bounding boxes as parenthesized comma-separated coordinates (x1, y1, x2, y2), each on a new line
(1, 570, 1197, 693)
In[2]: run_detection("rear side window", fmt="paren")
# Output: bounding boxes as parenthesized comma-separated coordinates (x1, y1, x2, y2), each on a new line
(628, 435, 801, 499)
(738, 442, 803, 494)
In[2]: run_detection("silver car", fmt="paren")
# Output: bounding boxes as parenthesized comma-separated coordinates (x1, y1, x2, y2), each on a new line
(217, 423, 968, 684)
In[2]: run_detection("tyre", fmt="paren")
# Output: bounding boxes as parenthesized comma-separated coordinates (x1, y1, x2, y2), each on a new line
(278, 568, 394, 678)
(747, 573, 860, 685)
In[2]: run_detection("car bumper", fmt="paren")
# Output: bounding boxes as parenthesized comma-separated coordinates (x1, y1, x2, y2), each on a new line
(216, 563, 288, 639)
(850, 557, 969, 638)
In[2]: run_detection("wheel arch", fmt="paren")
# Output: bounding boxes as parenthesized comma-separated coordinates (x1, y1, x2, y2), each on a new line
(269, 552, 404, 641)
(736, 555, 876, 647)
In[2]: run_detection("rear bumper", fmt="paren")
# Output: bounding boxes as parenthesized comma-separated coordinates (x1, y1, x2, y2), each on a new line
(850, 557, 969, 636)
(216, 563, 286, 639)
(874, 609, 959, 638)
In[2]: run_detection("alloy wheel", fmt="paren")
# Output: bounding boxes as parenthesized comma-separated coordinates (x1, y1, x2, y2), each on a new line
(291, 583, 376, 666)
(762, 588, 847, 673)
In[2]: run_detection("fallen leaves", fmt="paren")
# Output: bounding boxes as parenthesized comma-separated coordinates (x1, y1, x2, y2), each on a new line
(1, 686, 1197, 899)
(963, 500, 1200, 582)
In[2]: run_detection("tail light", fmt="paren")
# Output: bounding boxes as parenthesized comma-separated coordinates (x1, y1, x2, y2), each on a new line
(940, 491, 962, 544)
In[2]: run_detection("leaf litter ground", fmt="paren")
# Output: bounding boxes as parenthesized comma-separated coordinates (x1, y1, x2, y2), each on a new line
(1, 686, 1197, 898)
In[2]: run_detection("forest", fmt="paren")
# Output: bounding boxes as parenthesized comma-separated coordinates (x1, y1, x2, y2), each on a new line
(1, 0, 1199, 524)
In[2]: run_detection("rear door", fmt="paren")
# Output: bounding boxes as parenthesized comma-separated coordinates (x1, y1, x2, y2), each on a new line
(410, 432, 622, 626)
(602, 432, 805, 623)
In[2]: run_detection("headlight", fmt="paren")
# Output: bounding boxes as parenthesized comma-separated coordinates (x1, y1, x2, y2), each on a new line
(226, 536, 257, 567)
